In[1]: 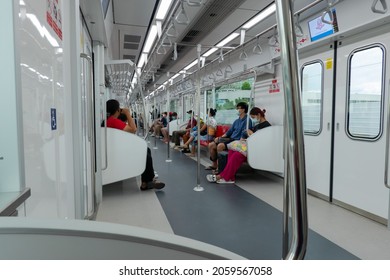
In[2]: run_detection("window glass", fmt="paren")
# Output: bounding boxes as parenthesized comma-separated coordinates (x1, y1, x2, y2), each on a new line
(301, 62, 323, 134)
(348, 46, 384, 139)
(215, 78, 253, 125)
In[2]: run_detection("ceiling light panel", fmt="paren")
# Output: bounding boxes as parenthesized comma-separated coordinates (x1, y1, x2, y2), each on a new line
(156, 0, 174, 20)
(242, 3, 276, 30)
(143, 25, 157, 53)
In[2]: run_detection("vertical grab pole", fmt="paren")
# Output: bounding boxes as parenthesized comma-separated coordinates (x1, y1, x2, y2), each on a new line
(194, 44, 204, 192)
(275, 0, 308, 260)
(102, 86, 108, 171)
(153, 97, 158, 149)
(166, 86, 172, 162)
(246, 69, 257, 130)
(80, 53, 96, 220)
(136, 74, 149, 142)
(282, 119, 290, 259)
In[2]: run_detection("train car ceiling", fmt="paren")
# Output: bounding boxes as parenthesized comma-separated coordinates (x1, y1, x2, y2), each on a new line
(80, 0, 333, 102)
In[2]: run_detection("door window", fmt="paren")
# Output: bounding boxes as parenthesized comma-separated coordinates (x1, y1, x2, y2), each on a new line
(347, 45, 385, 140)
(301, 61, 323, 134)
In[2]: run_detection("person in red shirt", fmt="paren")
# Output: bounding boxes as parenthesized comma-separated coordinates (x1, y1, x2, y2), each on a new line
(106, 99, 165, 190)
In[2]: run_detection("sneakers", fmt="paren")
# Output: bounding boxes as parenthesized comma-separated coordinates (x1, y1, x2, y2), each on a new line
(206, 174, 234, 184)
(140, 180, 165, 191)
(206, 174, 217, 182)
(216, 178, 235, 184)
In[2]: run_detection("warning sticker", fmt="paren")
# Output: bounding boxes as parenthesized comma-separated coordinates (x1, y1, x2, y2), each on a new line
(269, 79, 280, 94)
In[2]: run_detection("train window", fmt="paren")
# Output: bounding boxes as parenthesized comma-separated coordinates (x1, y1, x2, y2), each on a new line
(347, 45, 384, 140)
(215, 78, 253, 125)
(170, 99, 178, 114)
(301, 61, 323, 134)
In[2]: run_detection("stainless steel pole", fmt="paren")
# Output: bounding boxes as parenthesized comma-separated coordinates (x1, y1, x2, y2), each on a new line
(275, 0, 308, 260)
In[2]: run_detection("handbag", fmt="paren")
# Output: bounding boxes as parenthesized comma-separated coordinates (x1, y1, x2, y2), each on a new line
(227, 140, 248, 156)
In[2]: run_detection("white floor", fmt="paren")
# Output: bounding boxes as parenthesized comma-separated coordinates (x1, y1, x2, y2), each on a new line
(96, 148, 390, 260)
(96, 177, 173, 234)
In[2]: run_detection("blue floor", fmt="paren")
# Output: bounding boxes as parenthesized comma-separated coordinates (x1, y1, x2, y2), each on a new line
(150, 139, 358, 260)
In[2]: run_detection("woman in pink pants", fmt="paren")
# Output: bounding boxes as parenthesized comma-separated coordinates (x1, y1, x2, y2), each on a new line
(206, 107, 271, 184)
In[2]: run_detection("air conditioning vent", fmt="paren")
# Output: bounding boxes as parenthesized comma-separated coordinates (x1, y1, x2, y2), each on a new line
(124, 43, 139, 50)
(123, 55, 136, 60)
(124, 35, 141, 43)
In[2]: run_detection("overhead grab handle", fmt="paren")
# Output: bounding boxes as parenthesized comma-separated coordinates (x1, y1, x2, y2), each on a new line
(294, 14, 304, 37)
(239, 46, 248, 61)
(321, 0, 339, 25)
(253, 37, 263, 55)
(175, 2, 189, 25)
(372, 0, 388, 14)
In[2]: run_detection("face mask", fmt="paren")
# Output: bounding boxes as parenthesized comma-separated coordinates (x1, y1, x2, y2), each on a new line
(251, 117, 259, 125)
(236, 109, 240, 116)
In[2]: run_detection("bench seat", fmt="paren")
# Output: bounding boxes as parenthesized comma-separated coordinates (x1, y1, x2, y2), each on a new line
(199, 125, 230, 147)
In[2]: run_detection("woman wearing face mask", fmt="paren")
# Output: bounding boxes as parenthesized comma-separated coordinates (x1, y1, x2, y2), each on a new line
(207, 107, 271, 184)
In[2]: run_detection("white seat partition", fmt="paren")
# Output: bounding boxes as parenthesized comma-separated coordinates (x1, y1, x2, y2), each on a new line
(101, 128, 147, 185)
(247, 125, 284, 173)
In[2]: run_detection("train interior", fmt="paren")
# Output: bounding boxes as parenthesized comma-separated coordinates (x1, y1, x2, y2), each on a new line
(1, 0, 390, 259)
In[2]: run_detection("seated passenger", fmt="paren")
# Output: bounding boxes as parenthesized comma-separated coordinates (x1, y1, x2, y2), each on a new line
(161, 112, 177, 143)
(149, 113, 161, 135)
(206, 102, 252, 171)
(152, 112, 168, 138)
(171, 110, 197, 148)
(180, 108, 217, 156)
(206, 107, 271, 184)
(106, 99, 165, 190)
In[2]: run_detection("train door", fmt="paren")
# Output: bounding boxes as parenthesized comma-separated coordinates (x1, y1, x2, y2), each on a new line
(333, 27, 390, 222)
(299, 45, 334, 199)
(80, 19, 96, 219)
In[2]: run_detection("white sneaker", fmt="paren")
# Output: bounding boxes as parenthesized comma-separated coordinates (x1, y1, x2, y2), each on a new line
(154, 171, 159, 178)
(206, 174, 217, 182)
(216, 178, 235, 184)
